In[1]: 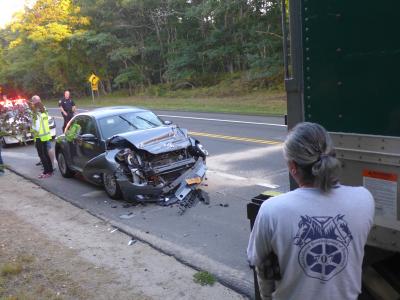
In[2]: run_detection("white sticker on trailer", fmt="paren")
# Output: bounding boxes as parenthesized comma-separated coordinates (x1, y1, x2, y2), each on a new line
(363, 170, 398, 219)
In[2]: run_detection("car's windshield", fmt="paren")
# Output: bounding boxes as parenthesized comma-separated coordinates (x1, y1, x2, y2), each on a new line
(99, 111, 163, 139)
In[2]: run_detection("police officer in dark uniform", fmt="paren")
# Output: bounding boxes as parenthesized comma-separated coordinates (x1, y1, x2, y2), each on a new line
(58, 90, 76, 132)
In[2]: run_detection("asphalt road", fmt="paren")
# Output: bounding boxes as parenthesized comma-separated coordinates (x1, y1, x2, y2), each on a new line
(3, 107, 289, 297)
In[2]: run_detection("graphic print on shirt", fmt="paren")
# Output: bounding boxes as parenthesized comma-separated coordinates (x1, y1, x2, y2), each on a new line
(293, 215, 353, 281)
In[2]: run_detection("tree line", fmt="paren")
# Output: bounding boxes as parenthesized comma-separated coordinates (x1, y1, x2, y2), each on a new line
(0, 0, 283, 97)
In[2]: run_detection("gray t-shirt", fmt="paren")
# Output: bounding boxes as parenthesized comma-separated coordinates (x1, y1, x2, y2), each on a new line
(247, 185, 374, 300)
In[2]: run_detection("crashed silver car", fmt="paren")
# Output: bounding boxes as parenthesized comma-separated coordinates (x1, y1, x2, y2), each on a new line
(55, 107, 208, 207)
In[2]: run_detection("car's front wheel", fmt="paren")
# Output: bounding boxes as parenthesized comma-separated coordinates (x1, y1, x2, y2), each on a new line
(103, 172, 122, 199)
(57, 151, 75, 178)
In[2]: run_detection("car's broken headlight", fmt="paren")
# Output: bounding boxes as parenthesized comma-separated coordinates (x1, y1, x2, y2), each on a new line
(196, 143, 209, 157)
(116, 148, 142, 166)
(127, 153, 139, 165)
(116, 148, 130, 163)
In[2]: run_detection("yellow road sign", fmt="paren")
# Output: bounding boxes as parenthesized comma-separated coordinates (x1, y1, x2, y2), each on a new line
(88, 74, 100, 91)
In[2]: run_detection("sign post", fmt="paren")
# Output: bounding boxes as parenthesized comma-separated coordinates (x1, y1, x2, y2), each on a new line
(88, 73, 100, 104)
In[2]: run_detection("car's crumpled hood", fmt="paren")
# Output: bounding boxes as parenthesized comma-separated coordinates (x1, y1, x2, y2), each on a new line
(108, 125, 191, 154)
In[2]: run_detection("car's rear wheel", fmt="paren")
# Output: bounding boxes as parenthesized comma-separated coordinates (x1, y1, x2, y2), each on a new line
(103, 172, 122, 199)
(57, 151, 75, 178)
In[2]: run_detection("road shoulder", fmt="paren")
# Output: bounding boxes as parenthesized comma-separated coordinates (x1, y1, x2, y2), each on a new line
(0, 171, 245, 300)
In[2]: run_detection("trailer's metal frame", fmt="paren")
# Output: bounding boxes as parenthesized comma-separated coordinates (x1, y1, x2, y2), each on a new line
(284, 0, 400, 253)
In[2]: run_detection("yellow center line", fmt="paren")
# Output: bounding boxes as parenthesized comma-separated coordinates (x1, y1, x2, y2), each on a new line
(189, 131, 282, 145)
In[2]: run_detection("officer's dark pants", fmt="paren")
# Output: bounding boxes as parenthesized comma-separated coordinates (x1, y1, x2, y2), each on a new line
(0, 142, 4, 173)
(62, 113, 73, 132)
(36, 138, 53, 174)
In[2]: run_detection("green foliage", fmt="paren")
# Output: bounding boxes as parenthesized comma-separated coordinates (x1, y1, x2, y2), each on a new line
(0, 0, 283, 96)
(193, 271, 216, 286)
(1, 262, 23, 276)
(57, 123, 81, 143)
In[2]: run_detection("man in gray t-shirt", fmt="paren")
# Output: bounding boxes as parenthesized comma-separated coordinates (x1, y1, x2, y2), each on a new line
(248, 186, 374, 300)
(247, 122, 375, 300)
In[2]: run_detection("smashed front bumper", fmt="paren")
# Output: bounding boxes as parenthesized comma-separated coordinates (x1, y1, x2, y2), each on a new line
(117, 157, 207, 203)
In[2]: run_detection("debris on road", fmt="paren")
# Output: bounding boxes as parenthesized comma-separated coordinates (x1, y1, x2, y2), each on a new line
(128, 239, 137, 246)
(119, 212, 135, 219)
(165, 188, 211, 215)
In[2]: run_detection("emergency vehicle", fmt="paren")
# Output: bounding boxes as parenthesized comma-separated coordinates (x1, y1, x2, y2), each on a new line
(0, 97, 56, 145)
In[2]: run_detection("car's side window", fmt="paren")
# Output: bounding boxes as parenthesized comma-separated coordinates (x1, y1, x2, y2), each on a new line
(83, 117, 98, 137)
(77, 117, 92, 135)
(67, 117, 83, 135)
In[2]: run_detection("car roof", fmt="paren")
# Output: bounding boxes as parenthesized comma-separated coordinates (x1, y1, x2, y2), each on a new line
(81, 106, 150, 119)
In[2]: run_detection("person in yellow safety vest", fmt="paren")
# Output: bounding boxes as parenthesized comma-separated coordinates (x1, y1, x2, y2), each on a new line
(29, 101, 42, 166)
(31, 95, 53, 178)
(29, 101, 56, 168)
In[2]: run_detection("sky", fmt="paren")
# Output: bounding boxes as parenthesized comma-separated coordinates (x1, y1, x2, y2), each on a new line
(0, 0, 36, 28)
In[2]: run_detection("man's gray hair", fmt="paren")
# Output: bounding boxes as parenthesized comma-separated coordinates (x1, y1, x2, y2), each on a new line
(283, 122, 340, 192)
(31, 95, 41, 104)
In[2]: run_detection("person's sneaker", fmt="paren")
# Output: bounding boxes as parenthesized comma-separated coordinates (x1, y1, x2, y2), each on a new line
(40, 173, 53, 179)
(36, 161, 42, 166)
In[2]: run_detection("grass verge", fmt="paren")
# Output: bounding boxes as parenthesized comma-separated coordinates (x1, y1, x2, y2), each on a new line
(0, 252, 85, 299)
(1, 263, 23, 277)
(44, 90, 287, 116)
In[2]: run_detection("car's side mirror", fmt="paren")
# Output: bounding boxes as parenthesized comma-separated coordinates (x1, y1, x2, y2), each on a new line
(164, 120, 172, 125)
(81, 133, 97, 142)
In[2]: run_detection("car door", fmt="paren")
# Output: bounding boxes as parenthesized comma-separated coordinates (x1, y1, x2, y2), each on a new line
(65, 116, 84, 169)
(74, 116, 105, 168)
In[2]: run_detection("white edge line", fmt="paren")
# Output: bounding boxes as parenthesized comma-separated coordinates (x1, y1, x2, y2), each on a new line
(207, 170, 279, 189)
(256, 182, 280, 189)
(207, 170, 247, 181)
(47, 108, 89, 112)
(158, 114, 287, 127)
(47, 108, 285, 127)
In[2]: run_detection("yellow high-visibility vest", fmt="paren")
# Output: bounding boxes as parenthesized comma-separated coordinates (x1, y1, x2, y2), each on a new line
(37, 112, 51, 142)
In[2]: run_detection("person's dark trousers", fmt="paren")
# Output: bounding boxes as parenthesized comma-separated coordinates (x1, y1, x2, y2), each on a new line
(34, 139, 42, 165)
(36, 138, 53, 174)
(62, 113, 73, 132)
(35, 138, 40, 157)
(0, 142, 4, 173)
